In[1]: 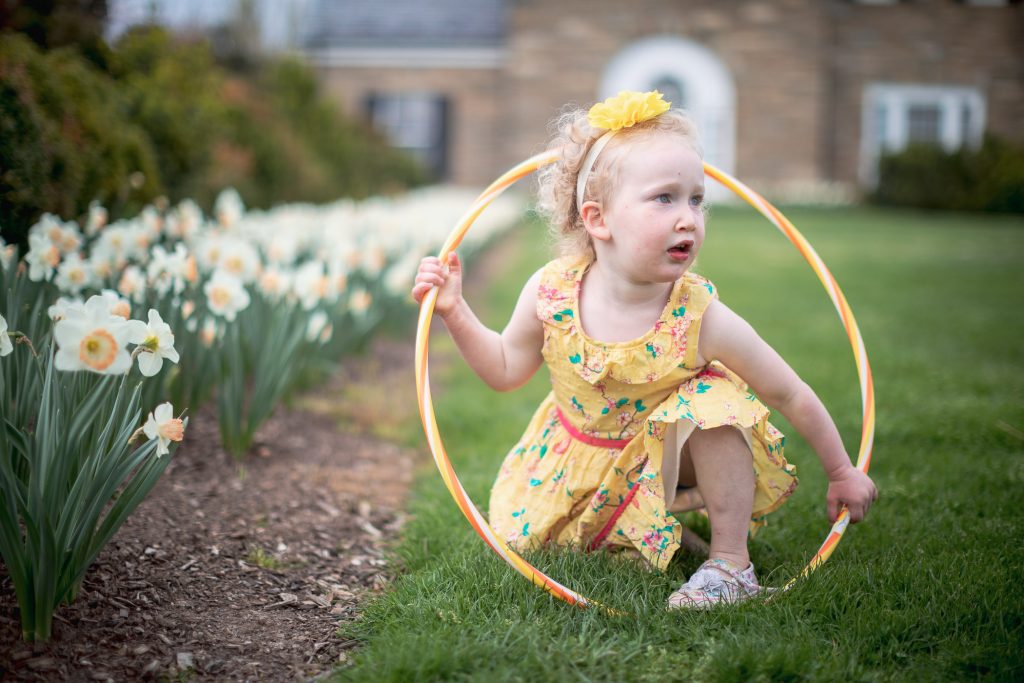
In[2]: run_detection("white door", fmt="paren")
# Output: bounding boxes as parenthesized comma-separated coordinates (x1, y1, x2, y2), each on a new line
(600, 37, 737, 199)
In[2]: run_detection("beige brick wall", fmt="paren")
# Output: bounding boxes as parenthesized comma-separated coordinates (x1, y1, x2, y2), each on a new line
(315, 66, 505, 185)
(827, 0, 1024, 185)
(504, 0, 828, 191)
(310, 0, 1023, 193)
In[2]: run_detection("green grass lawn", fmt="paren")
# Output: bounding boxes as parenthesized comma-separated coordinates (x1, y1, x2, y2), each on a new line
(335, 206, 1024, 682)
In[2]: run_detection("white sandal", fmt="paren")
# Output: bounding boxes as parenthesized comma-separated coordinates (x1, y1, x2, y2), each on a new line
(667, 558, 763, 610)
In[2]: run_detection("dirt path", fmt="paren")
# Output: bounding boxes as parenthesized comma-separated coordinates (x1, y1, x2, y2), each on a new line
(0, 337, 419, 681)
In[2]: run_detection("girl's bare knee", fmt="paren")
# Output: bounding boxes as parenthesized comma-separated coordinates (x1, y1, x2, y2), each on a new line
(688, 425, 748, 456)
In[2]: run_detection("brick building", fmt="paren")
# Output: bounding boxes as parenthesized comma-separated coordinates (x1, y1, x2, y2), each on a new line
(304, 0, 1024, 199)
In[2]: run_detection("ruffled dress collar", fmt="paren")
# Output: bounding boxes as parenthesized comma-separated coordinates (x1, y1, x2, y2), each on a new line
(537, 256, 716, 385)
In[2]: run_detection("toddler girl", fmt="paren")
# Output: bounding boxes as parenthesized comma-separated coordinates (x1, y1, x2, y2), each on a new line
(412, 91, 877, 609)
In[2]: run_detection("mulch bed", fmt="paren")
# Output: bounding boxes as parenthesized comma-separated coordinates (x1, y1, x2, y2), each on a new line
(0, 338, 420, 681)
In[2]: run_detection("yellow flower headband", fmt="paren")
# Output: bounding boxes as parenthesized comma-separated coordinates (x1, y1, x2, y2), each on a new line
(575, 90, 671, 214)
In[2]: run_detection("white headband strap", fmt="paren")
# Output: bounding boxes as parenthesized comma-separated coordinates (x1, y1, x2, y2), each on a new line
(575, 130, 617, 215)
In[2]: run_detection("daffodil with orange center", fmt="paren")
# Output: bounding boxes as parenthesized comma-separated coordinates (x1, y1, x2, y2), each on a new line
(143, 402, 185, 456)
(54, 296, 146, 375)
(204, 270, 250, 322)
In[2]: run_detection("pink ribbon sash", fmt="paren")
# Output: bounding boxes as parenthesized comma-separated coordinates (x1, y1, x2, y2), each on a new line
(554, 407, 634, 449)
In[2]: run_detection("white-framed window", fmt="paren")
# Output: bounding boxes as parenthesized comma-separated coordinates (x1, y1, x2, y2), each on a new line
(366, 92, 449, 179)
(859, 83, 986, 187)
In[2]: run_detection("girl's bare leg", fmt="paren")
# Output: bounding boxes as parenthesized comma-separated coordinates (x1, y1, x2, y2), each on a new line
(683, 426, 755, 568)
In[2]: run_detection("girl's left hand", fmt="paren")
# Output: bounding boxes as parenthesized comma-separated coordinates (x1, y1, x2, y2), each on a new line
(826, 466, 878, 523)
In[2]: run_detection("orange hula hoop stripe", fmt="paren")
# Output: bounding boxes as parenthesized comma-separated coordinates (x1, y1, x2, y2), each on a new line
(415, 152, 875, 612)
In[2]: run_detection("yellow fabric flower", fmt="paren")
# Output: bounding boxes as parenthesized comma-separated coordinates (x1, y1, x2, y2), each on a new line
(587, 90, 671, 131)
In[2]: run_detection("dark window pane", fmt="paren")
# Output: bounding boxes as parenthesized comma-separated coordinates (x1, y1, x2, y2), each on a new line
(907, 104, 942, 145)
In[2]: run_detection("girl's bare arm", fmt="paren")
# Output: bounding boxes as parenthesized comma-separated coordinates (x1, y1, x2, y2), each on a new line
(697, 300, 878, 522)
(413, 254, 544, 391)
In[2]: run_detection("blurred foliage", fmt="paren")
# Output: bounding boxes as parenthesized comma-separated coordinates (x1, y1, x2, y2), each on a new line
(0, 33, 161, 237)
(0, 0, 110, 68)
(1, 25, 428, 245)
(872, 136, 1024, 213)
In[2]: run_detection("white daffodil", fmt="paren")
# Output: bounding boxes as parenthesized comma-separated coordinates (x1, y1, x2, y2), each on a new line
(54, 296, 146, 375)
(343, 247, 362, 270)
(54, 252, 95, 295)
(166, 199, 202, 241)
(147, 243, 191, 296)
(349, 288, 373, 317)
(266, 233, 298, 265)
(128, 222, 152, 259)
(194, 235, 224, 274)
(48, 295, 83, 322)
(139, 206, 162, 241)
(28, 212, 60, 241)
(135, 309, 179, 377)
(25, 232, 60, 282)
(203, 270, 250, 322)
(86, 200, 108, 237)
(257, 266, 292, 302)
(31, 213, 81, 255)
(325, 258, 348, 303)
(143, 402, 184, 456)
(292, 261, 328, 311)
(198, 317, 218, 347)
(93, 224, 131, 269)
(216, 237, 261, 284)
(88, 252, 114, 282)
(214, 188, 244, 228)
(118, 265, 147, 303)
(0, 314, 13, 357)
(0, 236, 13, 272)
(99, 289, 132, 319)
(384, 250, 424, 297)
(361, 246, 387, 278)
(1, 243, 15, 272)
(51, 222, 82, 255)
(305, 311, 331, 343)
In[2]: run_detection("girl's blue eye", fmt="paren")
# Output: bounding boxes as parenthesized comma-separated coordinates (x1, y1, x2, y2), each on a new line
(690, 195, 704, 207)
(656, 193, 672, 204)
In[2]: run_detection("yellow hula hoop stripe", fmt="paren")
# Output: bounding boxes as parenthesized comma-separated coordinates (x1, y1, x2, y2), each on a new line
(415, 151, 876, 612)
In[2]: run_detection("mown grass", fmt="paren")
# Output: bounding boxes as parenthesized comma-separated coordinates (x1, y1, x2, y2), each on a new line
(335, 206, 1024, 682)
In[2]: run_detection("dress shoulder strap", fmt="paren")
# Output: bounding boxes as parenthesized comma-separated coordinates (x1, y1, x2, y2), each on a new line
(536, 255, 589, 327)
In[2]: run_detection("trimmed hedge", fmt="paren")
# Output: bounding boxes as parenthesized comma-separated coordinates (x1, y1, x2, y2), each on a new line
(872, 136, 1024, 213)
(0, 27, 427, 245)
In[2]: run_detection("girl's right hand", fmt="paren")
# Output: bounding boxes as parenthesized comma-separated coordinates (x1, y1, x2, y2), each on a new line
(826, 465, 878, 524)
(411, 253, 463, 318)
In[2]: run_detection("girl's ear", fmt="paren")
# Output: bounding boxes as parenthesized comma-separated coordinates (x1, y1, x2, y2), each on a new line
(580, 201, 611, 242)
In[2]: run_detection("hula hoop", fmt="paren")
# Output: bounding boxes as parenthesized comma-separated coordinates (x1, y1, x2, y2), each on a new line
(414, 150, 875, 612)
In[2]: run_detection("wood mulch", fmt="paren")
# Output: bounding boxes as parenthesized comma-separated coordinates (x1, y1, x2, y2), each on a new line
(0, 336, 421, 681)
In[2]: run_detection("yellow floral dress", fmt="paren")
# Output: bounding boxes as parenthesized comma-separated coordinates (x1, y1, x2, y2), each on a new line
(488, 256, 798, 571)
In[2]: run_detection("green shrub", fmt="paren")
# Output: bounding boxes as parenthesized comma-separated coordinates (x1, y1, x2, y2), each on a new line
(0, 26, 427, 246)
(257, 57, 427, 201)
(0, 33, 162, 243)
(107, 27, 229, 208)
(872, 136, 1024, 213)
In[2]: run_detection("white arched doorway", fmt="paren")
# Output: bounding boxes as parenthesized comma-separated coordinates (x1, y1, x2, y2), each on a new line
(599, 37, 736, 198)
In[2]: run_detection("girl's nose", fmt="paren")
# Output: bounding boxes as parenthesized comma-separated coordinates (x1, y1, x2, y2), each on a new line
(676, 213, 696, 231)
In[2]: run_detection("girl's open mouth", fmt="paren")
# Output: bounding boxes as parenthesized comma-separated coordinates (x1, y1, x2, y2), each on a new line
(667, 241, 693, 260)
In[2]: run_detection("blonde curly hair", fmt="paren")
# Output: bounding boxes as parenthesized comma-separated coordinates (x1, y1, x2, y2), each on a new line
(536, 106, 703, 262)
